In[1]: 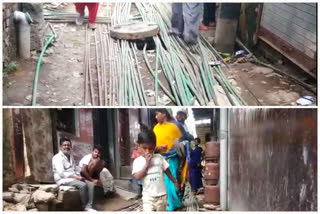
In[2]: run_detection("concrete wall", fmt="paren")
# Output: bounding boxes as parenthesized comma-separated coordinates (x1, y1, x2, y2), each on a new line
(3, 3, 18, 65)
(21, 3, 45, 51)
(260, 3, 316, 59)
(228, 109, 317, 211)
(22, 109, 55, 183)
(3, 109, 16, 188)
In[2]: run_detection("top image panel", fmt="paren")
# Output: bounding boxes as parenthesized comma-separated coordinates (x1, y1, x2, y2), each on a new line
(3, 2, 317, 106)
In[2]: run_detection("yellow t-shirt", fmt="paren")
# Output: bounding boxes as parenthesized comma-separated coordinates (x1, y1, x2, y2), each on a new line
(153, 122, 182, 153)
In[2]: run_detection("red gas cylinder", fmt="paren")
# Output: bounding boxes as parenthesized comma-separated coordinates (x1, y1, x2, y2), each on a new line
(205, 141, 220, 161)
(204, 185, 220, 205)
(204, 163, 219, 185)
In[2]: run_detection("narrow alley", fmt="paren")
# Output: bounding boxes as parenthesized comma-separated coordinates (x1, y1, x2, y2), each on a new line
(3, 108, 317, 211)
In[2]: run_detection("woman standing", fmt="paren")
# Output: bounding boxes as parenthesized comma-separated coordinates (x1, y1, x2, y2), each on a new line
(189, 137, 203, 192)
(74, 3, 99, 29)
(153, 109, 183, 211)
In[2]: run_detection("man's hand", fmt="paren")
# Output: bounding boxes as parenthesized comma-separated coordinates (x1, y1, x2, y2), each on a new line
(72, 175, 85, 182)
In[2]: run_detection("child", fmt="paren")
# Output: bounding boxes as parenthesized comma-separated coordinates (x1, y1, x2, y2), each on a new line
(132, 129, 180, 211)
(131, 143, 142, 197)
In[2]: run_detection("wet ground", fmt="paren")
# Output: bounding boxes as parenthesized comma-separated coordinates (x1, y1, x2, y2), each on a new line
(3, 3, 316, 106)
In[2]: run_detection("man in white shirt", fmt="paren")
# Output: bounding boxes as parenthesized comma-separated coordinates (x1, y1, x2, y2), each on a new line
(52, 137, 96, 212)
(79, 145, 115, 194)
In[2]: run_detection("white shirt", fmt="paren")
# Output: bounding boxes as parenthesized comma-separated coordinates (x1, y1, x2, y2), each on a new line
(52, 151, 78, 185)
(132, 154, 169, 197)
(79, 154, 92, 168)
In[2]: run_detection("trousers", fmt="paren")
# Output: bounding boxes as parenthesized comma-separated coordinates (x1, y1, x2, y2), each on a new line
(64, 180, 95, 209)
(171, 3, 201, 44)
(74, 3, 99, 24)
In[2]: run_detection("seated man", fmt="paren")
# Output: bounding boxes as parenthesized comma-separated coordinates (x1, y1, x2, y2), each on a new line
(79, 145, 115, 195)
(52, 137, 96, 212)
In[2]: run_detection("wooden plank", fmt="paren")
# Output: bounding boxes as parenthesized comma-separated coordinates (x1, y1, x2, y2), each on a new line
(276, 3, 316, 25)
(258, 26, 317, 75)
(261, 9, 316, 43)
(285, 3, 317, 16)
(263, 4, 316, 31)
(11, 109, 24, 179)
(261, 14, 316, 51)
(261, 21, 316, 58)
(260, 3, 317, 58)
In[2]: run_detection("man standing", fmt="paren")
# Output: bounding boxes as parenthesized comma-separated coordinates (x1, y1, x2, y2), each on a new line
(174, 109, 194, 198)
(52, 137, 96, 212)
(175, 109, 194, 141)
(74, 3, 99, 29)
(199, 3, 217, 31)
(170, 3, 201, 45)
(79, 145, 115, 195)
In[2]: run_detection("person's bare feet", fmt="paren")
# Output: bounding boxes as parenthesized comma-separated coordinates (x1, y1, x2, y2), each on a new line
(88, 23, 97, 29)
(75, 15, 84, 26)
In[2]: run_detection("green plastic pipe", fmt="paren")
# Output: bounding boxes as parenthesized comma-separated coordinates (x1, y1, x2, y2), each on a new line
(31, 33, 56, 106)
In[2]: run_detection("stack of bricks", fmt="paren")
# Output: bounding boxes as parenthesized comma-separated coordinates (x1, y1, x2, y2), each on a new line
(204, 140, 220, 208)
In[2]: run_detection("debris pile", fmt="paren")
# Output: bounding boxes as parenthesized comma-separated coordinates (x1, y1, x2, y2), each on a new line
(3, 183, 82, 211)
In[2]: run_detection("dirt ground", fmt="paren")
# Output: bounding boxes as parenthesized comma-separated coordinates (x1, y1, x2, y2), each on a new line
(95, 194, 141, 211)
(3, 3, 316, 106)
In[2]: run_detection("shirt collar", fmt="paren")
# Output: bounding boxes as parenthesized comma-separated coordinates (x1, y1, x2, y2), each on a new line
(58, 150, 73, 160)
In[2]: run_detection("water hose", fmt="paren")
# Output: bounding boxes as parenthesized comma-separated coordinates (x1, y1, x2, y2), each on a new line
(31, 23, 57, 106)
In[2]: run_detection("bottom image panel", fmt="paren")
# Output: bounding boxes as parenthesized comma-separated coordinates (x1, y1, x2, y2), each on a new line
(2, 108, 317, 211)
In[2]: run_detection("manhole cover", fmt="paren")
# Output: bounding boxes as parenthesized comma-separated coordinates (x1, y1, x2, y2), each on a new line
(110, 22, 159, 40)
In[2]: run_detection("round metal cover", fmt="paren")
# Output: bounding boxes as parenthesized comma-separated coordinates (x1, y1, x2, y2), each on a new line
(110, 22, 159, 40)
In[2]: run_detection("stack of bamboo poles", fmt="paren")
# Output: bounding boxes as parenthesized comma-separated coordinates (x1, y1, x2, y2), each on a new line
(136, 3, 246, 106)
(83, 3, 148, 105)
(82, 2, 246, 106)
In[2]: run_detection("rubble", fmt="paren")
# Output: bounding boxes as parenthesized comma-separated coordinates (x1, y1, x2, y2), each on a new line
(3, 192, 14, 203)
(15, 204, 27, 211)
(3, 184, 82, 211)
(32, 190, 55, 203)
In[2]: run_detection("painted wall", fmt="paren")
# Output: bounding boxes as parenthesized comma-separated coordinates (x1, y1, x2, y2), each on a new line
(228, 109, 317, 211)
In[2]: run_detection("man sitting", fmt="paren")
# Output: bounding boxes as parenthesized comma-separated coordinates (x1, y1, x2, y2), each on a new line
(52, 137, 96, 212)
(79, 145, 115, 195)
